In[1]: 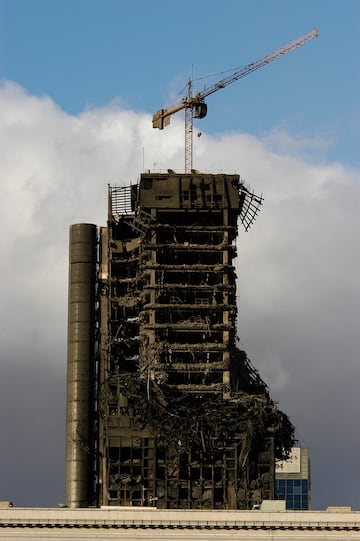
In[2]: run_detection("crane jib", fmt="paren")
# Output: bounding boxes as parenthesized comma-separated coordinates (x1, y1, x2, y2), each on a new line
(152, 27, 318, 172)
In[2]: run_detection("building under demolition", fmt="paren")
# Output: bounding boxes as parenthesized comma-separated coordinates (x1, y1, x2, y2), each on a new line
(66, 171, 295, 510)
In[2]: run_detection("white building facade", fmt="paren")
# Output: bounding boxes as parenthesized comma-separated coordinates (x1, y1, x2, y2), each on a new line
(0, 506, 360, 540)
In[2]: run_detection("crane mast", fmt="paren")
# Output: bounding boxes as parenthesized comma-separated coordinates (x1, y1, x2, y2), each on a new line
(153, 27, 318, 173)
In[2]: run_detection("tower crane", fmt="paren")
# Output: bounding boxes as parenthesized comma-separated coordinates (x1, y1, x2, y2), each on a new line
(153, 27, 318, 173)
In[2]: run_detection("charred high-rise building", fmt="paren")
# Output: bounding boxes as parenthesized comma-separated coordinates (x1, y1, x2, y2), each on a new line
(65, 171, 294, 509)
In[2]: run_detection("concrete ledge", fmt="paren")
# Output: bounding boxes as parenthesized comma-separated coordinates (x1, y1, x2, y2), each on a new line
(1, 507, 360, 530)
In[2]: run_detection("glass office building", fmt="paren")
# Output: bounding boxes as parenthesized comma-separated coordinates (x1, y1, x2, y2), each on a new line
(275, 448, 311, 510)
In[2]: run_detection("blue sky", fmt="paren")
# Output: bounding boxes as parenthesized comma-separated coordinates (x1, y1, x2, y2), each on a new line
(1, 0, 360, 511)
(0, 0, 359, 166)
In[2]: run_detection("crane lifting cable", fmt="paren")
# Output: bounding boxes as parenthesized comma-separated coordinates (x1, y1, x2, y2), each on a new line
(153, 27, 318, 173)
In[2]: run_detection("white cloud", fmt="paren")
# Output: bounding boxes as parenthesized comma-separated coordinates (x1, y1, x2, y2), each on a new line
(262, 121, 332, 159)
(1, 81, 360, 508)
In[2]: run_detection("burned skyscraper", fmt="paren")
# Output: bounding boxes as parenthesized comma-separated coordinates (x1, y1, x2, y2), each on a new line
(66, 171, 294, 510)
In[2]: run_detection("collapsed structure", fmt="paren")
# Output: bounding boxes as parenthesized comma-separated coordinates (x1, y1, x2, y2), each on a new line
(66, 171, 295, 510)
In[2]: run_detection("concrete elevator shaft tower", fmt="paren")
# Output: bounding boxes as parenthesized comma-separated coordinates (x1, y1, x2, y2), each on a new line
(66, 224, 97, 507)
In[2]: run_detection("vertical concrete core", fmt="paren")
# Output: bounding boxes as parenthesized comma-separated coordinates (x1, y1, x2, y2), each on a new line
(65, 223, 97, 507)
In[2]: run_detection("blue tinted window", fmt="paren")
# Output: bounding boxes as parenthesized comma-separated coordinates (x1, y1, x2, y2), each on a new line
(275, 477, 310, 508)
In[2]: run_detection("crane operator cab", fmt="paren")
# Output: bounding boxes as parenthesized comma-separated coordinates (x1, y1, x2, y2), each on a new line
(193, 101, 207, 119)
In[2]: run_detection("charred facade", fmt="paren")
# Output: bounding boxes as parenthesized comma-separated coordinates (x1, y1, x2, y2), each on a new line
(66, 171, 294, 509)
